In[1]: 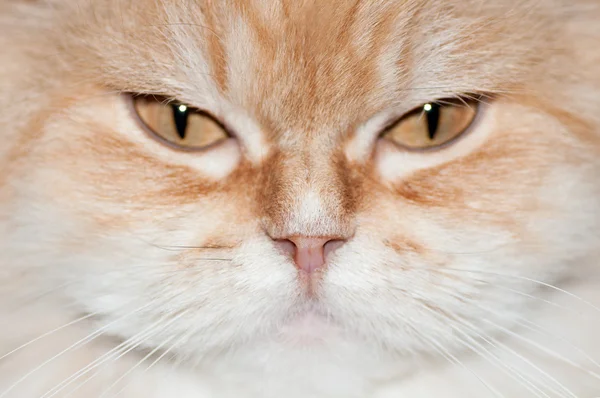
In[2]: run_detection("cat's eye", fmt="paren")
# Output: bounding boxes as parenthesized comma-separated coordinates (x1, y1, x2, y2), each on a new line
(132, 96, 229, 150)
(381, 97, 480, 150)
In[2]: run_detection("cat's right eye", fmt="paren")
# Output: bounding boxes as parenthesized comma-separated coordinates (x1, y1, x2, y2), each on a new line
(132, 96, 229, 150)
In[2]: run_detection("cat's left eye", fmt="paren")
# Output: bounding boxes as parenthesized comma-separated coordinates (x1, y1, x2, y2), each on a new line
(132, 96, 229, 150)
(381, 97, 480, 150)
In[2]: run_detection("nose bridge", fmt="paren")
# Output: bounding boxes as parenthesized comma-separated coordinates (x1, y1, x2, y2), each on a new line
(263, 147, 353, 239)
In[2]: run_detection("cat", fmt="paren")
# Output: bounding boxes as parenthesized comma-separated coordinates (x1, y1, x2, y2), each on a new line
(1, 0, 600, 397)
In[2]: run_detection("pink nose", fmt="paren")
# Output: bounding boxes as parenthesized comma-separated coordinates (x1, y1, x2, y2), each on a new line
(275, 236, 346, 274)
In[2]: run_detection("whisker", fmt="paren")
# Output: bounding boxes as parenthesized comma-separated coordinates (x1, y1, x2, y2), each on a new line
(436, 269, 600, 372)
(107, 263, 233, 275)
(40, 311, 186, 398)
(481, 320, 594, 397)
(413, 325, 505, 398)
(41, 324, 162, 398)
(432, 267, 600, 313)
(424, 270, 600, 382)
(466, 314, 576, 397)
(1, 280, 76, 311)
(416, 303, 553, 398)
(98, 335, 177, 398)
(0, 302, 154, 398)
(108, 329, 193, 398)
(482, 314, 600, 383)
(60, 371, 98, 398)
(483, 283, 573, 313)
(0, 312, 98, 363)
(403, 267, 597, 396)
(141, 330, 188, 372)
(383, 281, 505, 397)
(134, 237, 235, 257)
(514, 317, 600, 371)
(426, 278, 600, 387)
(159, 245, 232, 252)
(429, 267, 586, 319)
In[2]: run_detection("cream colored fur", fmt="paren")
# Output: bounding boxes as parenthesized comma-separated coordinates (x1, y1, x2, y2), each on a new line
(1, 1, 600, 397)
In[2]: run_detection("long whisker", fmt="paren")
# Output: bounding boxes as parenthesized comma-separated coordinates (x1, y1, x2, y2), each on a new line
(61, 325, 185, 398)
(483, 313, 600, 382)
(415, 302, 553, 398)
(433, 267, 600, 313)
(423, 274, 600, 384)
(482, 283, 573, 313)
(1, 280, 76, 311)
(97, 335, 177, 398)
(436, 267, 600, 372)
(0, 302, 154, 398)
(0, 312, 98, 363)
(60, 370, 98, 398)
(102, 263, 234, 277)
(108, 329, 193, 398)
(403, 267, 599, 396)
(40, 311, 187, 398)
(384, 278, 505, 397)
(141, 331, 188, 372)
(514, 317, 600, 371)
(481, 318, 598, 395)
(135, 236, 234, 255)
(40, 321, 164, 398)
(411, 323, 505, 398)
(451, 305, 578, 397)
(431, 269, 600, 375)
(427, 266, 589, 320)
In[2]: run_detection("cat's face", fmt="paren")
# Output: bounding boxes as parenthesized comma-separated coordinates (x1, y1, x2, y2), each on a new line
(2, 0, 600, 380)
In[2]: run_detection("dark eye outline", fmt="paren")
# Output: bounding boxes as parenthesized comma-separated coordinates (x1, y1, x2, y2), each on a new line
(379, 94, 486, 152)
(127, 93, 233, 153)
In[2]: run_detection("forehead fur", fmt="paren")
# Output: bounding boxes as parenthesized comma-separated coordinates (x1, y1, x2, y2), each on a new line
(14, 0, 575, 134)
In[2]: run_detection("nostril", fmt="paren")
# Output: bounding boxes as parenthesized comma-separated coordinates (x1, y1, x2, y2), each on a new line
(274, 239, 297, 258)
(323, 239, 345, 259)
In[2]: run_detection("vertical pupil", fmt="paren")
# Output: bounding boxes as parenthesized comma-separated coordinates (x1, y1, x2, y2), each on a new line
(424, 103, 440, 140)
(172, 104, 189, 139)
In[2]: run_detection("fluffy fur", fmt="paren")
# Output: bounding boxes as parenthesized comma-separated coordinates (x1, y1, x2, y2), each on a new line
(1, 0, 600, 397)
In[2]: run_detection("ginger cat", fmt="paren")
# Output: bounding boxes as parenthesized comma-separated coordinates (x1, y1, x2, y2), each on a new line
(1, 0, 600, 397)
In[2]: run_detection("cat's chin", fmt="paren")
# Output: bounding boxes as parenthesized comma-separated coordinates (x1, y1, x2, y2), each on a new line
(276, 311, 342, 347)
